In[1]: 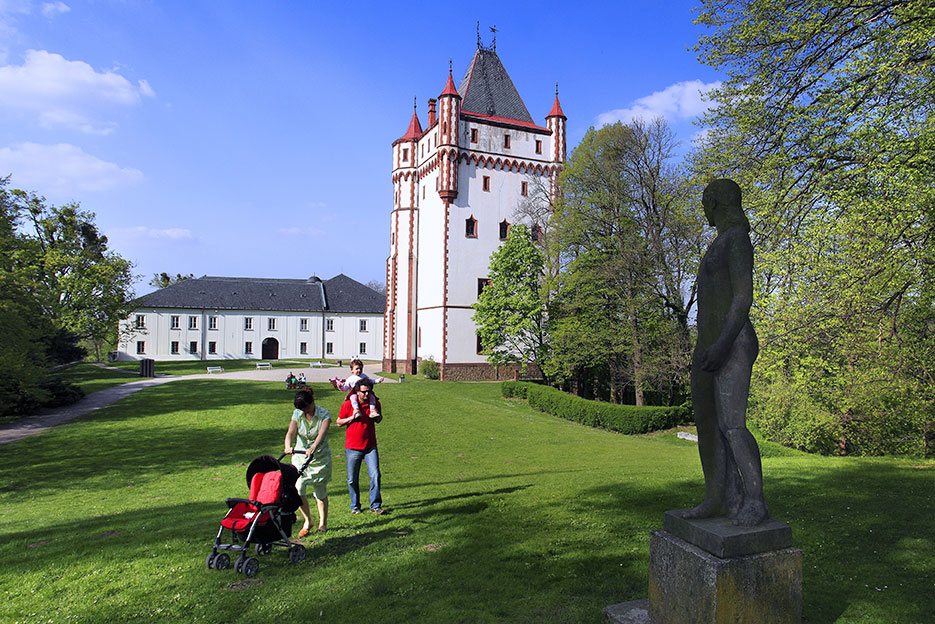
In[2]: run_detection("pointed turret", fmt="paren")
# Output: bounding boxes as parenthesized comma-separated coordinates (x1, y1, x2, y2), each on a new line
(438, 63, 461, 201)
(546, 86, 566, 163)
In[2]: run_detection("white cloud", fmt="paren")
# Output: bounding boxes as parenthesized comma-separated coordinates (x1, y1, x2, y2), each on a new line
(597, 80, 721, 126)
(0, 142, 143, 193)
(0, 49, 155, 133)
(111, 226, 195, 241)
(41, 1, 68, 17)
(276, 225, 327, 237)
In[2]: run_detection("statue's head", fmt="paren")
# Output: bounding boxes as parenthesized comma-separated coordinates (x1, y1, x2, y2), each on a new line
(702, 178, 749, 232)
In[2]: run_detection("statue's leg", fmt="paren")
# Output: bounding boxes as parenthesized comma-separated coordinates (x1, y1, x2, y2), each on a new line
(683, 365, 726, 518)
(716, 325, 768, 526)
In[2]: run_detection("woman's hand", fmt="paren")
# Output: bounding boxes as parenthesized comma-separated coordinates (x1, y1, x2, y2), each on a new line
(284, 445, 294, 455)
(305, 447, 314, 458)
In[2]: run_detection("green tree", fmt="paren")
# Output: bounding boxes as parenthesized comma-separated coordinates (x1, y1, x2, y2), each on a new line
(473, 224, 549, 377)
(550, 120, 703, 404)
(149, 272, 194, 289)
(694, 0, 935, 454)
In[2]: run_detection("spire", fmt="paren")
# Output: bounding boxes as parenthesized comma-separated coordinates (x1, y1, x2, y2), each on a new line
(547, 84, 566, 119)
(440, 61, 459, 98)
(400, 105, 423, 141)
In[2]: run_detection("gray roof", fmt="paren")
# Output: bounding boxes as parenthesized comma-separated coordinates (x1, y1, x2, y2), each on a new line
(136, 274, 385, 314)
(458, 48, 533, 123)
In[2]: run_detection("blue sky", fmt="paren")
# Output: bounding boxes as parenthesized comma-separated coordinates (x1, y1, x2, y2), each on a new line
(0, 0, 722, 295)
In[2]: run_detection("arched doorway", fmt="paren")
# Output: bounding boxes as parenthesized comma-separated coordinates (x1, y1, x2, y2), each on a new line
(261, 337, 279, 360)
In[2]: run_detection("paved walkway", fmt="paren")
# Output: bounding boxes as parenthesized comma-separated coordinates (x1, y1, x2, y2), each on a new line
(0, 363, 386, 446)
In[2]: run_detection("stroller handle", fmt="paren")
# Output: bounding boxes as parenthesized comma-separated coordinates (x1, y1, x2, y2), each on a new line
(279, 450, 315, 473)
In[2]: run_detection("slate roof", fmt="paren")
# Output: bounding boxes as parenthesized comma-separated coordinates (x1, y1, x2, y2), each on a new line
(135, 274, 385, 314)
(458, 48, 533, 123)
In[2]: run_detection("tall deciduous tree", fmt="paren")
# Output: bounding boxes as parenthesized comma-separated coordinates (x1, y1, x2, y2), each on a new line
(473, 224, 549, 377)
(149, 272, 194, 289)
(550, 120, 704, 404)
(694, 0, 935, 454)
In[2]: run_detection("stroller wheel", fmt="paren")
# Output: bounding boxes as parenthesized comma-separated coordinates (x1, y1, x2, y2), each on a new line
(255, 543, 272, 556)
(234, 555, 245, 574)
(288, 544, 307, 563)
(242, 557, 260, 576)
(213, 553, 231, 571)
(206, 553, 218, 569)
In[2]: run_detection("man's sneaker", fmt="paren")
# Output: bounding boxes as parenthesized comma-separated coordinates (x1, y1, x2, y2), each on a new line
(350, 509, 361, 515)
(371, 507, 385, 515)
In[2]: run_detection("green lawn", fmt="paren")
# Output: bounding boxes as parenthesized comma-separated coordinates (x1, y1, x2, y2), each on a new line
(0, 381, 932, 623)
(58, 362, 141, 395)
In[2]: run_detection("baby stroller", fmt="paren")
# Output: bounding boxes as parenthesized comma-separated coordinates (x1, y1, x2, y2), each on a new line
(206, 453, 311, 576)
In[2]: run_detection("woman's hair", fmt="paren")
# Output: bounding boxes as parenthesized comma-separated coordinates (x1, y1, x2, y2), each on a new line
(294, 388, 315, 411)
(350, 358, 364, 369)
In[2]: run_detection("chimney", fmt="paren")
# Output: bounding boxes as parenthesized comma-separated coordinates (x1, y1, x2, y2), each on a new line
(428, 98, 437, 127)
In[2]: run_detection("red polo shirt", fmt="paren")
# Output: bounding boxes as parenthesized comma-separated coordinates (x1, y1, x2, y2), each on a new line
(340, 398, 381, 450)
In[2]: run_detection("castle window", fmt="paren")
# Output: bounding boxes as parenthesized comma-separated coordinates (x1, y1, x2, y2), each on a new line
(476, 334, 484, 354)
(402, 147, 408, 162)
(477, 278, 491, 297)
(326, 342, 333, 355)
(470, 128, 478, 143)
(521, 181, 528, 196)
(360, 319, 368, 332)
(535, 140, 542, 154)
(326, 319, 334, 332)
(465, 216, 477, 238)
(531, 224, 543, 242)
(208, 316, 217, 330)
(499, 220, 510, 240)
(442, 122, 448, 134)
(300, 342, 307, 355)
(268, 318, 276, 331)
(504, 134, 511, 149)
(359, 342, 367, 355)
(300, 318, 308, 331)
(135, 315, 145, 329)
(483, 176, 490, 192)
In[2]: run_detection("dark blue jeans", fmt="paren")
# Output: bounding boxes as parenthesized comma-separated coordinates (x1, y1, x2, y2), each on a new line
(345, 446, 381, 511)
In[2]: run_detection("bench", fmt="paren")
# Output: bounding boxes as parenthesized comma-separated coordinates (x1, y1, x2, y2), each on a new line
(206, 366, 224, 374)
(309, 361, 338, 368)
(256, 362, 272, 369)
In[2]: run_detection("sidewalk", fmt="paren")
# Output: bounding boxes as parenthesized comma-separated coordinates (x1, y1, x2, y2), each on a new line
(0, 363, 386, 446)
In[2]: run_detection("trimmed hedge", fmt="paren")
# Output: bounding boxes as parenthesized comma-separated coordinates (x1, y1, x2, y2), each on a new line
(502, 382, 690, 434)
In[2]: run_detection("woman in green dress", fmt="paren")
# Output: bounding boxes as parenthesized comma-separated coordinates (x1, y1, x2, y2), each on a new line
(284, 388, 332, 536)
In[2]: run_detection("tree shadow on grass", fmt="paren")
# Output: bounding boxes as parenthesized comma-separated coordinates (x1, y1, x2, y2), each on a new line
(577, 460, 935, 624)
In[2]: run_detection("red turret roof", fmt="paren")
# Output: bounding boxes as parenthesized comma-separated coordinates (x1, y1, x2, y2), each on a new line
(399, 109, 423, 142)
(440, 69, 459, 98)
(547, 94, 566, 119)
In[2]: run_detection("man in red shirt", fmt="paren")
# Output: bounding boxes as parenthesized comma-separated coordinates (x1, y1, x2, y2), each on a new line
(336, 379, 384, 514)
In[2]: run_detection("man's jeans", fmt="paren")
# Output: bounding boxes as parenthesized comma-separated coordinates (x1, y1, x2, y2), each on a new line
(345, 446, 381, 511)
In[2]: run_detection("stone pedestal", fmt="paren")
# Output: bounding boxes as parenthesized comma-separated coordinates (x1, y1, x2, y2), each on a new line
(605, 512, 802, 624)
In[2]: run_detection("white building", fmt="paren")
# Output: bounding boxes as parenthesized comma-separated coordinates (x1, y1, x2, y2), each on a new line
(119, 274, 384, 362)
(384, 42, 566, 380)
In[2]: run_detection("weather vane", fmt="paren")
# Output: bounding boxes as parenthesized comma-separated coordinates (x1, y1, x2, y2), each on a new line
(476, 22, 497, 51)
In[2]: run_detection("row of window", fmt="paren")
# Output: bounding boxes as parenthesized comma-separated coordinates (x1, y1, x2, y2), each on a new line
(465, 218, 542, 241)
(135, 316, 368, 332)
(134, 340, 369, 356)
(400, 132, 544, 165)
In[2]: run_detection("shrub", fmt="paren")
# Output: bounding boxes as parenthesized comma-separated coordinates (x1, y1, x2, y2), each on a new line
(504, 382, 690, 434)
(418, 356, 440, 380)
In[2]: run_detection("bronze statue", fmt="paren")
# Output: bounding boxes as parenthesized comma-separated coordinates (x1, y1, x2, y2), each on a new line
(684, 179, 768, 527)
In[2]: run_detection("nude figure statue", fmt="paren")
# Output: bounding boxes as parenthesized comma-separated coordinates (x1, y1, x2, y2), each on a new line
(683, 178, 768, 527)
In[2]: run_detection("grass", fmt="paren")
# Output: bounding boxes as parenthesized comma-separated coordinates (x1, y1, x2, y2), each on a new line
(57, 363, 140, 395)
(0, 381, 932, 623)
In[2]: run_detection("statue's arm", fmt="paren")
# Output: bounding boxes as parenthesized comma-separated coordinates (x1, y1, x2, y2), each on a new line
(701, 229, 754, 371)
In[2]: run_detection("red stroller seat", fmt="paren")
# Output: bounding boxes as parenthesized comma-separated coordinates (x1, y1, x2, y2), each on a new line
(206, 454, 308, 576)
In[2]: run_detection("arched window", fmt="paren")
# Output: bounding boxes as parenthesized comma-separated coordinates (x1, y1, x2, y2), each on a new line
(465, 216, 477, 238)
(499, 220, 510, 240)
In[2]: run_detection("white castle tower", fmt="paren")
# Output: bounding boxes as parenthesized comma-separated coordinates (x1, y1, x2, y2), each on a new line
(383, 39, 566, 380)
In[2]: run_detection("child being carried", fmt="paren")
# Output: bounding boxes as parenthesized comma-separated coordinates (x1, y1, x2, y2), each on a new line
(330, 358, 385, 419)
